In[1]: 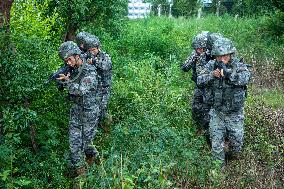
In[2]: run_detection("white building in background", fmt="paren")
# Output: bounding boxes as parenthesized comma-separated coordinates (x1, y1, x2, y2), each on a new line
(199, 0, 213, 8)
(128, 0, 151, 19)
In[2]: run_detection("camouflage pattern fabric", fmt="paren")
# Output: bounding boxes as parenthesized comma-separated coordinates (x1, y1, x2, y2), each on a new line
(211, 38, 236, 56)
(79, 35, 112, 122)
(75, 32, 97, 52)
(191, 87, 211, 131)
(62, 58, 100, 168)
(95, 51, 112, 121)
(84, 36, 101, 50)
(197, 57, 251, 163)
(209, 108, 244, 162)
(200, 31, 224, 51)
(181, 32, 222, 132)
(181, 51, 211, 130)
(181, 50, 210, 83)
(58, 41, 81, 60)
(191, 33, 207, 49)
(197, 57, 251, 113)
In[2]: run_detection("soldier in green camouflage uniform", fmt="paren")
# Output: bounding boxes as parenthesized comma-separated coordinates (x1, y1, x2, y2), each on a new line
(84, 36, 112, 126)
(181, 32, 223, 134)
(197, 38, 251, 165)
(57, 41, 100, 175)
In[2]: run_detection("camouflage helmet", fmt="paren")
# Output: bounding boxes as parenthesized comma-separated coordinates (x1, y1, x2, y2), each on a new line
(211, 38, 236, 56)
(58, 41, 81, 60)
(84, 36, 101, 50)
(205, 32, 223, 50)
(191, 32, 208, 49)
(75, 31, 92, 45)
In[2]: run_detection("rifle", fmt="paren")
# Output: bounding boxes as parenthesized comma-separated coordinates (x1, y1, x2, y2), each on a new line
(213, 61, 230, 89)
(181, 53, 199, 72)
(45, 64, 74, 89)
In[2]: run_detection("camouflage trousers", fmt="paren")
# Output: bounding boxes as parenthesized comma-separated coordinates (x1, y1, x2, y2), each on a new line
(209, 108, 244, 163)
(191, 87, 210, 131)
(69, 104, 100, 168)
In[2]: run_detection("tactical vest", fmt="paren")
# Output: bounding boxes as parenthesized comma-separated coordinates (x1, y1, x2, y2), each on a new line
(213, 80, 246, 112)
(65, 59, 100, 106)
(192, 54, 211, 84)
(212, 59, 247, 112)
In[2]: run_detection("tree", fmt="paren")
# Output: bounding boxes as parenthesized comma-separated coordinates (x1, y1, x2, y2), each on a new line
(232, 0, 283, 16)
(42, 0, 128, 41)
(0, 0, 14, 33)
(0, 0, 14, 141)
(172, 0, 197, 17)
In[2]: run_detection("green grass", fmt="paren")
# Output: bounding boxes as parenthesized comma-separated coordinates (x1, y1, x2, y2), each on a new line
(257, 89, 284, 108)
(1, 15, 284, 188)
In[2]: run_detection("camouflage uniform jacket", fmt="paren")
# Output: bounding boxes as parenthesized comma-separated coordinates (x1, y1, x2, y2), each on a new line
(62, 58, 99, 107)
(197, 57, 251, 113)
(181, 50, 212, 84)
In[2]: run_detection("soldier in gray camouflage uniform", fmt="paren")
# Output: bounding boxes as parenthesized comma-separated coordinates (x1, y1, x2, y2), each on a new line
(182, 32, 223, 135)
(84, 36, 112, 127)
(75, 32, 100, 53)
(57, 41, 100, 176)
(197, 38, 251, 165)
(75, 31, 89, 52)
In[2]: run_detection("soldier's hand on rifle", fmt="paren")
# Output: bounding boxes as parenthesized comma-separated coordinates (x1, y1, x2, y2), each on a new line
(193, 55, 199, 63)
(87, 58, 93, 65)
(213, 69, 221, 78)
(221, 67, 232, 78)
(56, 73, 70, 81)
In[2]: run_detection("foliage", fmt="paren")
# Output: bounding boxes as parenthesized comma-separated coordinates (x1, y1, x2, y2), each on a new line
(41, 0, 128, 40)
(2, 0, 62, 103)
(260, 11, 284, 43)
(0, 1, 70, 188)
(148, 0, 284, 17)
(172, 0, 198, 17)
(1, 1, 284, 188)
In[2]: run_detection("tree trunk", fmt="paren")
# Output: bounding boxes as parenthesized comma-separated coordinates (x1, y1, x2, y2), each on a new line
(216, 0, 221, 17)
(0, 0, 14, 138)
(64, 24, 78, 41)
(0, 0, 14, 33)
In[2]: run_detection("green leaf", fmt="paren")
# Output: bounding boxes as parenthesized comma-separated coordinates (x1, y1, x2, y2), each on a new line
(0, 170, 11, 181)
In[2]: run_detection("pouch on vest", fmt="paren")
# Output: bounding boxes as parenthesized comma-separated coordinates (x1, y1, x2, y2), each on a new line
(202, 88, 213, 106)
(213, 90, 223, 108)
(231, 89, 246, 111)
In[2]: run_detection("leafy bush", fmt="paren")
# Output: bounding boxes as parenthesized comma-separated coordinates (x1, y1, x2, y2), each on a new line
(261, 11, 284, 42)
(1, 5, 284, 188)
